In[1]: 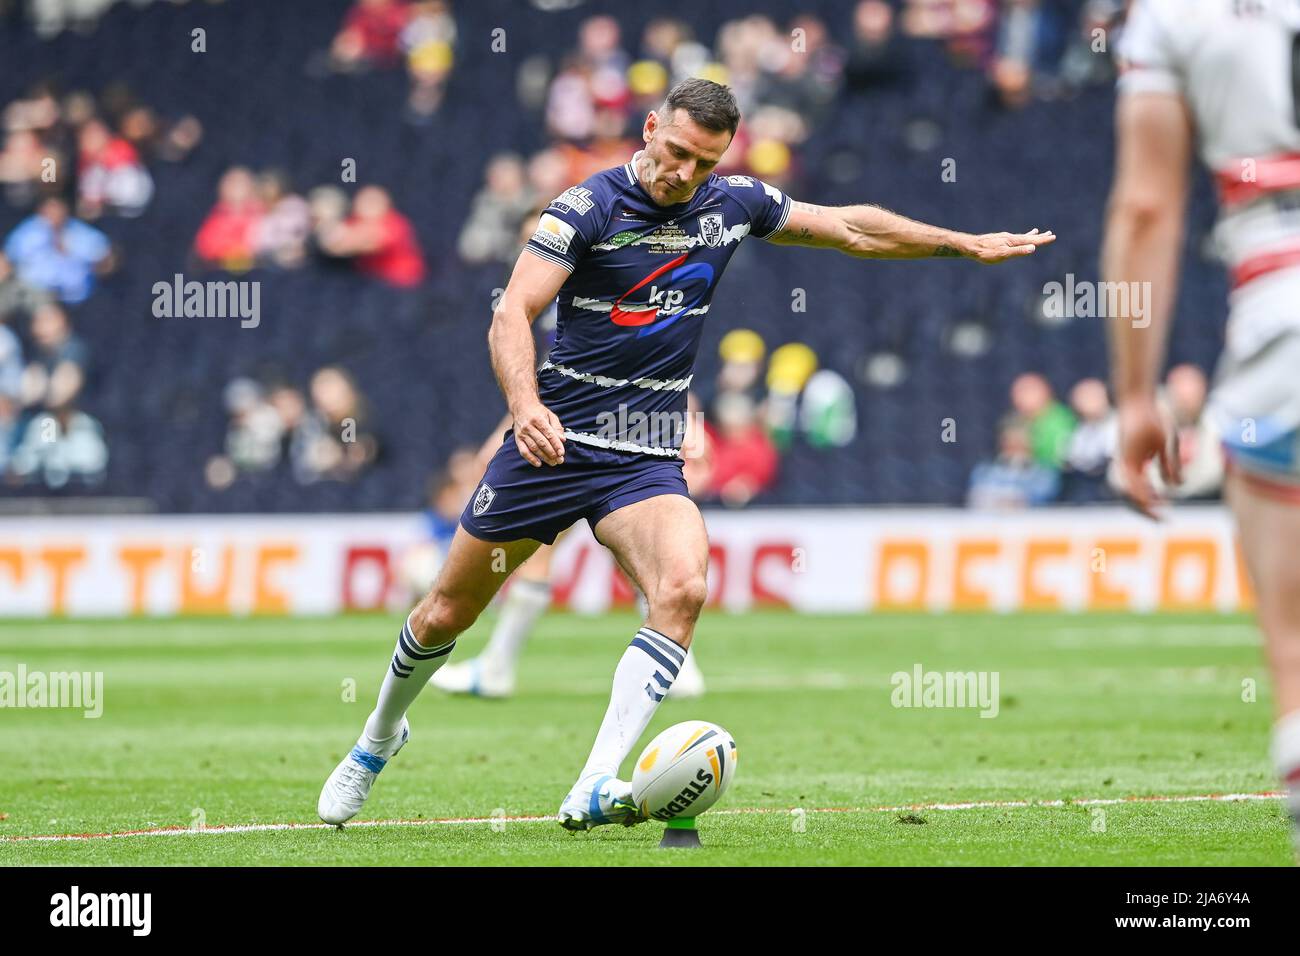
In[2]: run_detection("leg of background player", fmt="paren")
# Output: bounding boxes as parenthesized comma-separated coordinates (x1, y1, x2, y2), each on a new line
(556, 494, 708, 829)
(319, 527, 540, 824)
(1226, 470, 1300, 854)
(429, 540, 557, 697)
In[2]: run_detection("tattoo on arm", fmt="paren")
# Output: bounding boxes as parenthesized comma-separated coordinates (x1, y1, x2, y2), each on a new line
(932, 244, 962, 257)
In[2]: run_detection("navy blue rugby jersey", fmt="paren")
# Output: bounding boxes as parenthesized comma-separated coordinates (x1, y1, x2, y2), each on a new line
(523, 151, 792, 456)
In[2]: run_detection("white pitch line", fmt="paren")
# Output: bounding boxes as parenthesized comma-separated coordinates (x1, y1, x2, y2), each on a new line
(0, 791, 1282, 844)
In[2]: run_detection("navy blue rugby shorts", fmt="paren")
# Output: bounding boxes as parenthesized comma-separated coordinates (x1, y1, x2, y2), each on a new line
(459, 431, 689, 545)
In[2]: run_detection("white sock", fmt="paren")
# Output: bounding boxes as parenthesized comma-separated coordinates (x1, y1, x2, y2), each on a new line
(579, 626, 684, 780)
(1271, 709, 1300, 832)
(364, 612, 456, 743)
(481, 578, 550, 675)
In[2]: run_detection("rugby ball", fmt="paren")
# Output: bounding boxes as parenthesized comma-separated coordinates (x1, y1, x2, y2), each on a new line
(631, 721, 738, 822)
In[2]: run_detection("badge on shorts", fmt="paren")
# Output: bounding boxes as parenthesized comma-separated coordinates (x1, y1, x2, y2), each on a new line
(698, 213, 723, 248)
(472, 483, 495, 516)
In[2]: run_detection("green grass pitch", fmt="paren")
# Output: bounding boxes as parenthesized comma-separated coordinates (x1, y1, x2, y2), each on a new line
(0, 611, 1292, 865)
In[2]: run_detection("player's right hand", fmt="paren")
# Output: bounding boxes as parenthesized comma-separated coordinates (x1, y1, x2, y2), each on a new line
(1115, 397, 1181, 520)
(511, 400, 565, 467)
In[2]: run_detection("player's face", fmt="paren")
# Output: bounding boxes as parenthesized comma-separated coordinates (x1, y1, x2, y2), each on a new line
(639, 109, 731, 206)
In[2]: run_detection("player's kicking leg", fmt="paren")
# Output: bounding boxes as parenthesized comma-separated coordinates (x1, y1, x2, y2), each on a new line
(1225, 467, 1300, 855)
(318, 528, 539, 824)
(557, 493, 709, 830)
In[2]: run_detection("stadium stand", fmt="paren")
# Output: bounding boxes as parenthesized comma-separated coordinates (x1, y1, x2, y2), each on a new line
(0, 0, 1229, 511)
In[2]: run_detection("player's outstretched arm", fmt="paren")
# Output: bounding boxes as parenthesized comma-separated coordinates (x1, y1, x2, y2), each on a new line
(1102, 90, 1194, 518)
(488, 250, 570, 467)
(768, 200, 1055, 263)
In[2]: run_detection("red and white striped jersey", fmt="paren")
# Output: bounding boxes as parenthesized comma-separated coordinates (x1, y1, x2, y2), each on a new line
(1119, 0, 1300, 357)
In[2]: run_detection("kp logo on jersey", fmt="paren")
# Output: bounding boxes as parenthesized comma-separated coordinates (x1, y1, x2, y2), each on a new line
(609, 254, 715, 337)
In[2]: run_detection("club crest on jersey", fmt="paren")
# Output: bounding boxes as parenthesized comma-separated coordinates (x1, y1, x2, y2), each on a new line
(698, 213, 724, 248)
(472, 483, 496, 516)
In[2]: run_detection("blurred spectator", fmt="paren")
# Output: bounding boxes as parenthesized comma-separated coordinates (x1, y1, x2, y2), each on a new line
(75, 116, 154, 219)
(1064, 377, 1115, 476)
(967, 414, 1060, 508)
(206, 378, 292, 489)
(0, 251, 49, 322)
(846, 0, 911, 91)
(457, 153, 536, 265)
(0, 128, 55, 209)
(318, 185, 426, 287)
(402, 0, 457, 120)
(1059, 0, 1121, 92)
(194, 167, 264, 272)
(8, 404, 108, 488)
(715, 328, 767, 409)
(706, 391, 778, 507)
(0, 393, 18, 475)
(20, 301, 87, 412)
(799, 369, 858, 448)
(332, 0, 412, 71)
(253, 171, 311, 268)
(290, 366, 379, 483)
(3, 196, 114, 304)
(1009, 372, 1075, 469)
(0, 311, 21, 401)
(765, 341, 819, 449)
(306, 184, 351, 263)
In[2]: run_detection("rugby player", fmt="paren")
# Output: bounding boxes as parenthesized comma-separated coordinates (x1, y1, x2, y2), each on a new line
(319, 77, 1054, 830)
(1106, 0, 1300, 853)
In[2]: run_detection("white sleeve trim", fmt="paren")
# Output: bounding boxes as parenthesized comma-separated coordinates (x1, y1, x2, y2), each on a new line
(522, 243, 577, 274)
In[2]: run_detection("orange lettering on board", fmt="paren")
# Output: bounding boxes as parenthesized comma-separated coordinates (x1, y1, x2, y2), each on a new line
(1022, 538, 1070, 611)
(0, 549, 24, 587)
(952, 539, 999, 610)
(1088, 538, 1138, 610)
(875, 540, 929, 610)
(1159, 537, 1217, 610)
(118, 546, 165, 615)
(38, 546, 86, 616)
(180, 544, 234, 613)
(254, 544, 299, 614)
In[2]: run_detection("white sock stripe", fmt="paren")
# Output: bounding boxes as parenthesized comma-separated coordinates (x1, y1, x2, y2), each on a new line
(398, 614, 456, 660)
(638, 628, 685, 665)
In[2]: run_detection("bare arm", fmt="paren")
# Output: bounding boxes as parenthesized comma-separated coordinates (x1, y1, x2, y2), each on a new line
(489, 249, 570, 467)
(768, 200, 1055, 262)
(1102, 91, 1193, 516)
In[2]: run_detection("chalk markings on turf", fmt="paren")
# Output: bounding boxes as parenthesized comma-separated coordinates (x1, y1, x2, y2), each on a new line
(1, 790, 1282, 843)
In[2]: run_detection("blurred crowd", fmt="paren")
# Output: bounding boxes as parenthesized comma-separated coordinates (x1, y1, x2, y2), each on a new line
(967, 366, 1223, 509)
(192, 170, 426, 287)
(206, 365, 379, 489)
(458, 0, 1122, 270)
(325, 0, 457, 123)
(0, 79, 201, 488)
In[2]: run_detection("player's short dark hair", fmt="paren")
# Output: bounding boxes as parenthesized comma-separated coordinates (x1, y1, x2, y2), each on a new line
(661, 78, 740, 138)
